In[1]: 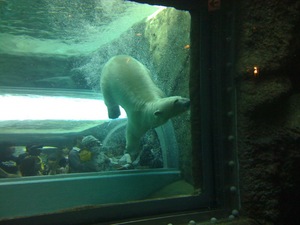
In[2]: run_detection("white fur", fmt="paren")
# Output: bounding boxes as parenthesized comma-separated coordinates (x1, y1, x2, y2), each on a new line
(100, 55, 190, 157)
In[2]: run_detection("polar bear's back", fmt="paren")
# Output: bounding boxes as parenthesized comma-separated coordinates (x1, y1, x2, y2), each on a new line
(100, 55, 164, 109)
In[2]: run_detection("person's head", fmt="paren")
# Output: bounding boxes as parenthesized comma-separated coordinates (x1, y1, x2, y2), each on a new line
(20, 156, 43, 176)
(26, 145, 43, 156)
(47, 154, 59, 170)
(81, 135, 102, 149)
(61, 147, 70, 157)
(0, 141, 15, 157)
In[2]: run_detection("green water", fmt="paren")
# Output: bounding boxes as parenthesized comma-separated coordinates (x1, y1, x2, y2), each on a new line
(0, 0, 160, 56)
(0, 0, 193, 200)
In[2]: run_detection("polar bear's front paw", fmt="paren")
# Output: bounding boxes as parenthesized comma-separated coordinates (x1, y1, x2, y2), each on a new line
(108, 106, 121, 119)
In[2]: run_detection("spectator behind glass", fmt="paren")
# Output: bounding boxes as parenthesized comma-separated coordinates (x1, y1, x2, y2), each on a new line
(19, 144, 44, 177)
(68, 136, 85, 173)
(18, 144, 43, 161)
(46, 148, 69, 175)
(69, 135, 108, 173)
(0, 141, 21, 178)
(19, 156, 43, 176)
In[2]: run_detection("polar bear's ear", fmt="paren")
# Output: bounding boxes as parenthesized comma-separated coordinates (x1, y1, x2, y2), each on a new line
(154, 110, 162, 117)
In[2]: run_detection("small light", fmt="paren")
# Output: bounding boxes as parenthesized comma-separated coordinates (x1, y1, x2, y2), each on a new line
(232, 209, 239, 216)
(228, 135, 235, 141)
(228, 215, 235, 220)
(188, 220, 196, 225)
(227, 111, 234, 117)
(228, 160, 235, 167)
(253, 66, 259, 77)
(210, 217, 217, 223)
(230, 186, 237, 193)
(184, 44, 190, 49)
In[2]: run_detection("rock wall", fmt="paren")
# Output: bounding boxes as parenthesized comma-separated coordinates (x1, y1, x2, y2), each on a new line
(0, 54, 85, 88)
(236, 0, 300, 224)
(144, 8, 192, 182)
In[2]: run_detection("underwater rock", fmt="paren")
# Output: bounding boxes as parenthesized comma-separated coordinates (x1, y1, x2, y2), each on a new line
(34, 76, 76, 88)
(144, 8, 191, 96)
(144, 7, 192, 182)
(0, 53, 82, 88)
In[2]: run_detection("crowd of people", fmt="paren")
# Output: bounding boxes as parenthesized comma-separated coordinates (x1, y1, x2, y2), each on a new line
(0, 135, 133, 179)
(0, 132, 164, 179)
(0, 141, 69, 178)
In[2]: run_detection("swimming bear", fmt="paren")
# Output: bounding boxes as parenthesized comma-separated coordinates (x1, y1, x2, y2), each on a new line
(100, 55, 190, 159)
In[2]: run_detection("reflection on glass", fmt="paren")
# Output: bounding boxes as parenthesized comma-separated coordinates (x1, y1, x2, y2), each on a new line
(0, 94, 126, 120)
(0, 0, 195, 211)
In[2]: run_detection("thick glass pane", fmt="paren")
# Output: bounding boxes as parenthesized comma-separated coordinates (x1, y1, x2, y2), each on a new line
(0, 0, 196, 218)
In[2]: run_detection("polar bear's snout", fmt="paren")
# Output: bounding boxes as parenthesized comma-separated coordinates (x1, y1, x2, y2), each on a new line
(182, 98, 190, 108)
(175, 97, 190, 109)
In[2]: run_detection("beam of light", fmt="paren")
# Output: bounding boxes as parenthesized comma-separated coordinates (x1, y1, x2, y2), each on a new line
(146, 6, 166, 21)
(0, 94, 126, 121)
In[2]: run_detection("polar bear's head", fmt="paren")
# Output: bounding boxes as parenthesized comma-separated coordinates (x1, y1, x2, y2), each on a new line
(152, 96, 190, 127)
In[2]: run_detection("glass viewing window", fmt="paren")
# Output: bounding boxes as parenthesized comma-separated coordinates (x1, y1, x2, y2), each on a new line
(0, 0, 239, 224)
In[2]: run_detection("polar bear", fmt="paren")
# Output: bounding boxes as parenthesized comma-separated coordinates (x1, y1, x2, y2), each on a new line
(100, 55, 190, 159)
